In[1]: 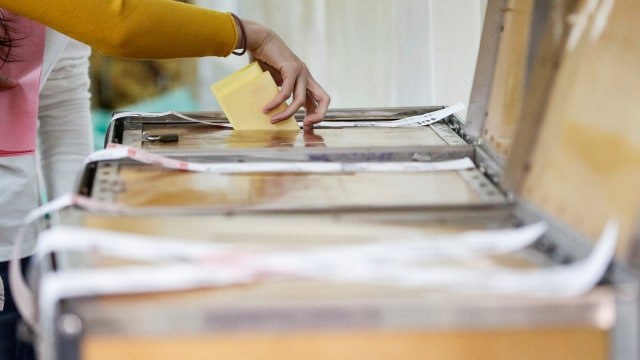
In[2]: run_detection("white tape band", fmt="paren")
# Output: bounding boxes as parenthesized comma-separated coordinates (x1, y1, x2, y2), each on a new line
(109, 104, 466, 130)
(87, 144, 475, 174)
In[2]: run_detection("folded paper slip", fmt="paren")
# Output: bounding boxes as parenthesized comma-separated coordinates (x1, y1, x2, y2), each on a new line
(211, 62, 299, 131)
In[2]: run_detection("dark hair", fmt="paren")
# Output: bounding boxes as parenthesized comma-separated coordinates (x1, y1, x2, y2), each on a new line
(1, 11, 16, 68)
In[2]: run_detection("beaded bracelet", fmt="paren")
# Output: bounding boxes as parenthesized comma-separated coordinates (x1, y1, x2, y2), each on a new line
(231, 13, 247, 56)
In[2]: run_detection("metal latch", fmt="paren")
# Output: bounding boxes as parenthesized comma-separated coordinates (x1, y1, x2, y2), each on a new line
(142, 131, 179, 142)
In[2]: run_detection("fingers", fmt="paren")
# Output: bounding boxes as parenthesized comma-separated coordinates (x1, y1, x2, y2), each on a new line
(302, 81, 331, 129)
(0, 73, 18, 90)
(263, 64, 298, 118)
(242, 20, 330, 128)
(304, 91, 318, 120)
(268, 70, 307, 124)
(266, 67, 330, 129)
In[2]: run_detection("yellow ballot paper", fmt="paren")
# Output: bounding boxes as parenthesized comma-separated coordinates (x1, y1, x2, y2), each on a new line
(211, 62, 300, 131)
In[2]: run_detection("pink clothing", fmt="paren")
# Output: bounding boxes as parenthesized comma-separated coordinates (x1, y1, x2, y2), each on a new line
(0, 32, 92, 260)
(0, 11, 45, 156)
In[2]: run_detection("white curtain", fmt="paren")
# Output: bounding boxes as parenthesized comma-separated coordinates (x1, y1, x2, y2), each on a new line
(195, 0, 485, 120)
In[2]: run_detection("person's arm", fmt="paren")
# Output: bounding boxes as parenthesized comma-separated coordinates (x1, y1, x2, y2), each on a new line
(2, 0, 330, 126)
(38, 38, 93, 199)
(1, 0, 238, 58)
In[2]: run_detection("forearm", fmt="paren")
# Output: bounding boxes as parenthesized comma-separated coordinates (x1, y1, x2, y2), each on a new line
(2, 0, 238, 58)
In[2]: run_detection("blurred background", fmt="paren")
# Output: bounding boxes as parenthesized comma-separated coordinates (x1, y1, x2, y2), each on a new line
(89, 0, 487, 149)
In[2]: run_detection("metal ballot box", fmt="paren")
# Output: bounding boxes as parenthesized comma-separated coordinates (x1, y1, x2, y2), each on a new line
(105, 106, 470, 152)
(27, 0, 640, 359)
(43, 211, 623, 360)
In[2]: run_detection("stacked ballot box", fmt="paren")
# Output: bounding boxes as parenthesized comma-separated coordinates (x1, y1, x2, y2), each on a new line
(30, 0, 640, 359)
(46, 210, 622, 360)
(29, 104, 633, 360)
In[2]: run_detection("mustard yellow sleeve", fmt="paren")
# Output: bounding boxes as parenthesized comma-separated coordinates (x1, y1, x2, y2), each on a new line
(1, 0, 238, 59)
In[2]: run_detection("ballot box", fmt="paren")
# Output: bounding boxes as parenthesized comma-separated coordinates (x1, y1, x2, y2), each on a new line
(92, 103, 500, 210)
(23, 0, 640, 359)
(38, 211, 626, 360)
(104, 106, 469, 154)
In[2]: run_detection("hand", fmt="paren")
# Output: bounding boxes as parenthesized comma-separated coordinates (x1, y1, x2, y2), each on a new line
(241, 18, 330, 130)
(0, 72, 18, 90)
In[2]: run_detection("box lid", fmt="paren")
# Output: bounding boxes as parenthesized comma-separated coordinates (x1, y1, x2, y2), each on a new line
(469, 0, 640, 266)
(466, 0, 534, 159)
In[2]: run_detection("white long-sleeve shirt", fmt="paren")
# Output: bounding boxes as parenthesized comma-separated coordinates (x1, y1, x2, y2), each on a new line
(0, 29, 92, 261)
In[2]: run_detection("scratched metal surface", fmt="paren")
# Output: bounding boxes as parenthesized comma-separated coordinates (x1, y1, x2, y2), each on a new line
(107, 163, 505, 209)
(132, 125, 451, 151)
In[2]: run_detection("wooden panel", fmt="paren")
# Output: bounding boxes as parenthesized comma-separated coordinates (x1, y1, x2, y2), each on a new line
(501, 0, 578, 193)
(517, 0, 640, 259)
(482, 0, 534, 157)
(81, 328, 608, 360)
